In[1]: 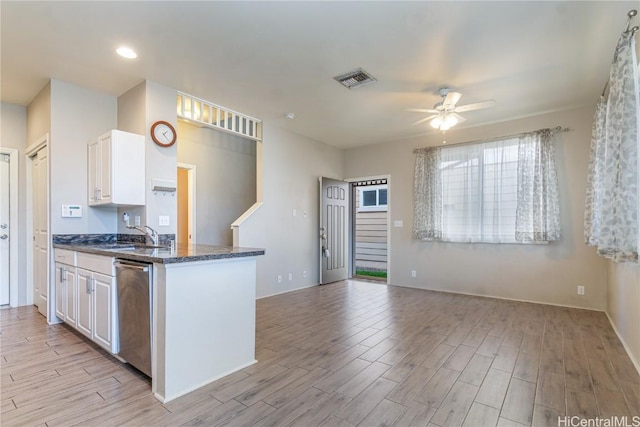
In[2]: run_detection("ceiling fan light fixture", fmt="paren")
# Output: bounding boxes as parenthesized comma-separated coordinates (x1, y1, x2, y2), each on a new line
(430, 116, 443, 129)
(444, 115, 458, 128)
(430, 114, 457, 130)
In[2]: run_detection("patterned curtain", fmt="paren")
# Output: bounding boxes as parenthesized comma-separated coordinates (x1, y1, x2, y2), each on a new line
(412, 147, 442, 240)
(584, 31, 639, 263)
(515, 129, 561, 242)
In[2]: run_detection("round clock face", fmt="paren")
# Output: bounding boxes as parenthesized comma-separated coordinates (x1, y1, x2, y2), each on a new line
(151, 121, 177, 147)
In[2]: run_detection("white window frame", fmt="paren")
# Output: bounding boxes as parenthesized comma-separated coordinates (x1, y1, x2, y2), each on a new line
(358, 185, 388, 212)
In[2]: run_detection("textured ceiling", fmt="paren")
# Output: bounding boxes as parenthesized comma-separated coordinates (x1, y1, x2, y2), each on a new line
(1, 1, 636, 148)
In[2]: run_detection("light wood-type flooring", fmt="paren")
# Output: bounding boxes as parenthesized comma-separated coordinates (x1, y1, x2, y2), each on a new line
(1, 280, 639, 426)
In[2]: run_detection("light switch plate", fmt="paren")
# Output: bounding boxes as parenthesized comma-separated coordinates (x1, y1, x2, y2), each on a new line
(394, 220, 404, 228)
(159, 215, 170, 226)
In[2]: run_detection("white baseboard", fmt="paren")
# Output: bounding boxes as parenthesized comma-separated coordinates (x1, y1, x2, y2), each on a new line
(257, 283, 318, 299)
(393, 282, 605, 312)
(605, 311, 640, 376)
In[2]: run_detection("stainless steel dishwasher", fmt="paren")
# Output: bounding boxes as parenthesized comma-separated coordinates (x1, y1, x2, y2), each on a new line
(115, 259, 152, 377)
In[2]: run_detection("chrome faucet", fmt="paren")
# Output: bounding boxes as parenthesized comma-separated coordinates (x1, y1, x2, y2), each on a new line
(126, 225, 159, 246)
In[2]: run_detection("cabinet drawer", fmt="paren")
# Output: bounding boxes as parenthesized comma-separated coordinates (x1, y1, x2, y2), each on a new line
(54, 249, 76, 266)
(77, 253, 114, 276)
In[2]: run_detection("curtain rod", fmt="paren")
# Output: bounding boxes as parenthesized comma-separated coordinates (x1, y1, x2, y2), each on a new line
(413, 126, 569, 153)
(602, 10, 638, 96)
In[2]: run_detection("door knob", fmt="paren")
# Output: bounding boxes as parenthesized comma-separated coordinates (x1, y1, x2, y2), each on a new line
(0, 234, 7, 240)
(0, 224, 7, 229)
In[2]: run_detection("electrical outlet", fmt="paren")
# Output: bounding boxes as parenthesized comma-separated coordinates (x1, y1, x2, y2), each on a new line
(277, 275, 282, 283)
(411, 270, 417, 278)
(577, 285, 585, 295)
(303, 270, 307, 278)
(134, 216, 141, 226)
(293, 209, 297, 217)
(288, 273, 293, 281)
(159, 215, 170, 226)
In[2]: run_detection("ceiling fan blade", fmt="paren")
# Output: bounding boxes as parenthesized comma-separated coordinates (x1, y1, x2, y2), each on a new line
(443, 91, 462, 107)
(453, 99, 496, 113)
(412, 115, 438, 126)
(406, 108, 439, 113)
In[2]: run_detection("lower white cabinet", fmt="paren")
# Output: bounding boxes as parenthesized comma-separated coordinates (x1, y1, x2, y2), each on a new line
(92, 272, 115, 351)
(53, 249, 118, 354)
(76, 269, 93, 339)
(54, 262, 76, 324)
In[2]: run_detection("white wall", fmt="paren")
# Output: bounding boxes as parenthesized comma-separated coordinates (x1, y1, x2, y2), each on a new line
(144, 81, 177, 236)
(345, 106, 608, 310)
(116, 80, 177, 237)
(26, 82, 50, 146)
(117, 81, 147, 234)
(1, 103, 28, 305)
(236, 124, 344, 298)
(50, 80, 118, 234)
(177, 122, 256, 245)
(607, 262, 640, 371)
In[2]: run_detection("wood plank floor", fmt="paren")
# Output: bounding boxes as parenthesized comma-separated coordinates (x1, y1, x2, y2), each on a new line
(1, 280, 639, 426)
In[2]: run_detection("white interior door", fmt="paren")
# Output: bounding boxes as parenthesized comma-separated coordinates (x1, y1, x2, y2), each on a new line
(32, 146, 49, 317)
(0, 154, 10, 305)
(319, 177, 349, 284)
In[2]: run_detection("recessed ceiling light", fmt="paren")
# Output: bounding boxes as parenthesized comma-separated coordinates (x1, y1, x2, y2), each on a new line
(116, 46, 137, 59)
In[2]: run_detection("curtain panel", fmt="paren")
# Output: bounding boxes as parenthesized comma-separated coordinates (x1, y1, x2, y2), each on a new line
(584, 30, 639, 263)
(515, 129, 561, 242)
(412, 147, 442, 240)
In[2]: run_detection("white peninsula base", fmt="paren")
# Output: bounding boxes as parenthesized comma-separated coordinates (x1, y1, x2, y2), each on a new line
(152, 256, 257, 403)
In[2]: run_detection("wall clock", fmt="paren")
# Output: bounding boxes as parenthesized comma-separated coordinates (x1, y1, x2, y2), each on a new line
(150, 121, 177, 147)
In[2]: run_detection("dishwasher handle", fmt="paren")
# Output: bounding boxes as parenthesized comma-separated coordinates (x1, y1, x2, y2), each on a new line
(115, 261, 150, 272)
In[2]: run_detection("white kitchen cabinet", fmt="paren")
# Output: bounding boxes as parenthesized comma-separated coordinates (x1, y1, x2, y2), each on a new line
(93, 272, 115, 351)
(54, 263, 65, 320)
(54, 249, 77, 326)
(76, 268, 93, 339)
(54, 264, 76, 324)
(53, 249, 119, 354)
(88, 129, 145, 206)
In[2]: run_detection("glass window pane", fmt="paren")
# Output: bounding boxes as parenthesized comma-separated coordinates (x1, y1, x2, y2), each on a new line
(378, 189, 387, 205)
(362, 190, 377, 206)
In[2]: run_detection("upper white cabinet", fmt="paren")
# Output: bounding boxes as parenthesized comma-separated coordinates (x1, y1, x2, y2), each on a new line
(88, 130, 145, 206)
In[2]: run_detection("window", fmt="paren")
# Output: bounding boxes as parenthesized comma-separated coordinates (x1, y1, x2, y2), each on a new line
(358, 185, 387, 212)
(440, 139, 519, 243)
(413, 129, 560, 244)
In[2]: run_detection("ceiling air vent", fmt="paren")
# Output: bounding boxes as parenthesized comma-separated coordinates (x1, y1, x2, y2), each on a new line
(333, 68, 377, 89)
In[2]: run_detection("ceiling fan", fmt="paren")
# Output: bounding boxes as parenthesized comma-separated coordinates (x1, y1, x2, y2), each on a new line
(408, 87, 496, 131)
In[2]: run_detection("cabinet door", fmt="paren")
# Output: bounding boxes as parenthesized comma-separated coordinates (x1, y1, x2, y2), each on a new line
(87, 140, 99, 205)
(76, 269, 93, 339)
(92, 272, 114, 352)
(65, 268, 77, 326)
(54, 263, 65, 320)
(99, 135, 112, 202)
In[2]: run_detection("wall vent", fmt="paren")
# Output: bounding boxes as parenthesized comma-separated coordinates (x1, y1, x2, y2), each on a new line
(333, 68, 377, 89)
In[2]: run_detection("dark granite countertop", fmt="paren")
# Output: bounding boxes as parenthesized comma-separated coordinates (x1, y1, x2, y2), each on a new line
(53, 242, 265, 264)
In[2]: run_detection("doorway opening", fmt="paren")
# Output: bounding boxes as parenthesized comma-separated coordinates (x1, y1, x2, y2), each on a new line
(351, 178, 389, 283)
(177, 163, 196, 245)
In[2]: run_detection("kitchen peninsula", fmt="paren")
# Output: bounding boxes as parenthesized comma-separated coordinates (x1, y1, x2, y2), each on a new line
(53, 237, 265, 403)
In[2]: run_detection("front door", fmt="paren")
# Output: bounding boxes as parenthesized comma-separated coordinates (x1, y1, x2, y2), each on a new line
(319, 177, 349, 284)
(0, 153, 10, 305)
